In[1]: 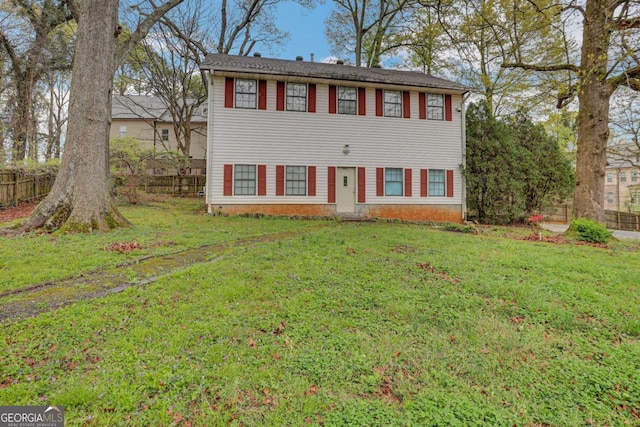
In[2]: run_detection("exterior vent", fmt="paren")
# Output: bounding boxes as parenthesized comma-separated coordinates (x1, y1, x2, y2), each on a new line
(296, 55, 303, 61)
(337, 60, 344, 65)
(253, 52, 262, 57)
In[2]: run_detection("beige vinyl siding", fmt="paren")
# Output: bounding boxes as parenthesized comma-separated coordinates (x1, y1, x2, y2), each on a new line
(208, 76, 463, 205)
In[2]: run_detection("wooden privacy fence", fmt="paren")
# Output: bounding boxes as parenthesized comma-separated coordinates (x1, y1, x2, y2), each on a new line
(136, 175, 206, 196)
(605, 210, 640, 231)
(0, 170, 56, 207)
(549, 203, 640, 231)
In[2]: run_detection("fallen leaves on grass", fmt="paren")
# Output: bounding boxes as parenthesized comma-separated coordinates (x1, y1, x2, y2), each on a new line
(108, 241, 142, 253)
(0, 200, 38, 223)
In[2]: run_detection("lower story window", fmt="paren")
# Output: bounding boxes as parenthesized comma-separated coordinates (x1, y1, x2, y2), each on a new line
(606, 192, 614, 204)
(234, 164, 256, 195)
(286, 166, 306, 196)
(385, 168, 403, 196)
(429, 169, 445, 196)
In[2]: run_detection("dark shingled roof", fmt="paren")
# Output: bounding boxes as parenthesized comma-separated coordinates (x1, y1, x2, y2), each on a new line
(200, 54, 469, 93)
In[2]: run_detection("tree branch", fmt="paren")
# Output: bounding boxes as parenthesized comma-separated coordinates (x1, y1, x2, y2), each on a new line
(115, 0, 185, 67)
(608, 65, 640, 91)
(502, 61, 580, 73)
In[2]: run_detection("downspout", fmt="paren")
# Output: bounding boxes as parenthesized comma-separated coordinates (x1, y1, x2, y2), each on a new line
(460, 91, 470, 221)
(205, 70, 215, 214)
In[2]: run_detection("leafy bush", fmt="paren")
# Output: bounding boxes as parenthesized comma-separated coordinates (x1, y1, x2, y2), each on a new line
(569, 218, 612, 243)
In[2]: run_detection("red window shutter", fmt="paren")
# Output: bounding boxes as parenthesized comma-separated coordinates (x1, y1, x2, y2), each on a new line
(419, 93, 426, 120)
(329, 85, 337, 114)
(446, 170, 454, 197)
(258, 80, 267, 110)
(328, 167, 336, 203)
(308, 166, 316, 196)
(308, 83, 316, 113)
(420, 169, 428, 197)
(357, 167, 366, 203)
(358, 88, 366, 116)
(376, 168, 384, 196)
(224, 78, 234, 108)
(405, 168, 412, 196)
(276, 81, 285, 111)
(445, 94, 452, 121)
(258, 165, 266, 196)
(376, 89, 383, 116)
(276, 165, 285, 196)
(403, 91, 411, 118)
(223, 164, 233, 195)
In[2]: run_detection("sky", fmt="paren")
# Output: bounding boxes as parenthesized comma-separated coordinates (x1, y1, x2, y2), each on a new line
(270, 3, 334, 62)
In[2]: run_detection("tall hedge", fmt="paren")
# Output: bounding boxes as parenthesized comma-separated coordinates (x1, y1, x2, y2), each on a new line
(464, 102, 574, 224)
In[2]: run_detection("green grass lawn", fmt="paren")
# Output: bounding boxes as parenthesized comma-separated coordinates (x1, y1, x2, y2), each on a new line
(1, 200, 639, 426)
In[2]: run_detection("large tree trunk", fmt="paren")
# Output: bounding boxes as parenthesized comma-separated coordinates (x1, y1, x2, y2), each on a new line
(573, 0, 612, 223)
(22, 0, 128, 232)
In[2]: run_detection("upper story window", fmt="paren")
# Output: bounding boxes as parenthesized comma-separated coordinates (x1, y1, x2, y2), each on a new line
(119, 126, 127, 137)
(632, 171, 638, 182)
(234, 164, 256, 195)
(161, 129, 169, 141)
(235, 79, 257, 109)
(429, 169, 446, 196)
(607, 173, 614, 183)
(384, 90, 402, 117)
(385, 168, 403, 195)
(427, 94, 444, 120)
(286, 166, 307, 196)
(338, 87, 357, 115)
(286, 83, 307, 112)
(620, 171, 627, 182)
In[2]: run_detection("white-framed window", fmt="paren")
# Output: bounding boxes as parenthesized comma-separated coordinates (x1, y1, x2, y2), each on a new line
(119, 125, 127, 137)
(286, 83, 307, 112)
(427, 94, 444, 120)
(607, 192, 614, 204)
(338, 87, 357, 115)
(385, 168, 403, 196)
(620, 171, 627, 182)
(632, 171, 638, 182)
(234, 164, 256, 195)
(235, 79, 257, 109)
(429, 169, 446, 196)
(161, 129, 169, 141)
(286, 166, 306, 196)
(384, 90, 402, 117)
(631, 192, 640, 205)
(607, 173, 614, 183)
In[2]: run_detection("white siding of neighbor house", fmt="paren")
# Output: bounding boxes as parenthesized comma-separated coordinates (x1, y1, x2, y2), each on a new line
(206, 75, 464, 207)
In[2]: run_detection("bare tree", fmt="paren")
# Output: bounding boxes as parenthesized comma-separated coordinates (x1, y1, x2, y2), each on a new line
(19, 0, 184, 233)
(326, 0, 414, 67)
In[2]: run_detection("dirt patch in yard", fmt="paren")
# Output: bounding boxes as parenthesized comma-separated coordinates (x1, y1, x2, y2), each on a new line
(0, 201, 38, 223)
(0, 227, 325, 322)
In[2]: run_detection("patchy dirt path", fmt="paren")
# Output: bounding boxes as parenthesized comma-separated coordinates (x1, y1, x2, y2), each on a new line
(0, 228, 323, 323)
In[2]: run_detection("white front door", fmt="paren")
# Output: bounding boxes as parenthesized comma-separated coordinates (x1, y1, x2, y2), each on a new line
(336, 167, 356, 213)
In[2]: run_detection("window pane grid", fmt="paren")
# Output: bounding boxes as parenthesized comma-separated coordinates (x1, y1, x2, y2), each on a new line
(286, 83, 307, 112)
(338, 87, 357, 115)
(235, 79, 257, 109)
(385, 168, 403, 196)
(234, 165, 256, 195)
(286, 166, 306, 196)
(384, 90, 402, 117)
(429, 169, 445, 196)
(427, 94, 444, 120)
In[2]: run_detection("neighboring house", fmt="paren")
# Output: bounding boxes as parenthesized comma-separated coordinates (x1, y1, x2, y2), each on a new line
(199, 53, 470, 222)
(110, 95, 208, 174)
(605, 159, 640, 212)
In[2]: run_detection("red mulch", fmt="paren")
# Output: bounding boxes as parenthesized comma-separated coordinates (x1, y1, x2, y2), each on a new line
(0, 201, 38, 223)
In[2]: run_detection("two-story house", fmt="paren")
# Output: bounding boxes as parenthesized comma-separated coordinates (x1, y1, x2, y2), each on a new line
(199, 53, 470, 222)
(110, 95, 208, 174)
(605, 159, 640, 212)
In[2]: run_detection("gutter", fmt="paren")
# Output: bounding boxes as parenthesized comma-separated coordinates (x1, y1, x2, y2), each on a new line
(461, 91, 471, 221)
